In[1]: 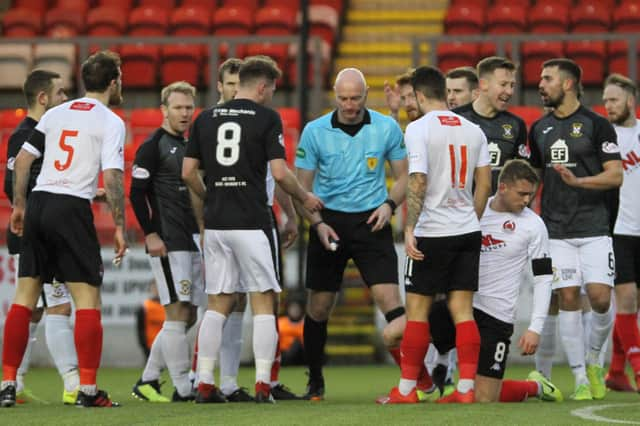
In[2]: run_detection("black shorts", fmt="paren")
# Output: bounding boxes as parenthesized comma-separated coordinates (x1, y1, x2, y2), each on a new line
(429, 301, 513, 380)
(305, 208, 398, 292)
(613, 234, 640, 286)
(404, 231, 481, 296)
(19, 191, 103, 286)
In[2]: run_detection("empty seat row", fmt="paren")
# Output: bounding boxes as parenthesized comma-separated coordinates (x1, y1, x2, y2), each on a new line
(450, 0, 621, 8)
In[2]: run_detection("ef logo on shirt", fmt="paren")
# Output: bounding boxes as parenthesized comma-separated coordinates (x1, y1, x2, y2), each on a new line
(550, 139, 569, 163)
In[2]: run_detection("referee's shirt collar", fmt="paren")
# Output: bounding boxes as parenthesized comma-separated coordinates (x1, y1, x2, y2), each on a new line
(330, 109, 371, 137)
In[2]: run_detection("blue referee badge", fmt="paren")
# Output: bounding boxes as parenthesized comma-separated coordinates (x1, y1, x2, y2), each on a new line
(366, 156, 378, 172)
(296, 147, 306, 158)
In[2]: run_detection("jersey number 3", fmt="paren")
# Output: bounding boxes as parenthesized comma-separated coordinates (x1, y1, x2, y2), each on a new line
(216, 122, 241, 166)
(54, 129, 77, 171)
(448, 144, 468, 189)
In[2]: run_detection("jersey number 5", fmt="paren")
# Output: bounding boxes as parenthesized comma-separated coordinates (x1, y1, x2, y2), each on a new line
(216, 122, 241, 166)
(448, 144, 468, 189)
(54, 129, 77, 171)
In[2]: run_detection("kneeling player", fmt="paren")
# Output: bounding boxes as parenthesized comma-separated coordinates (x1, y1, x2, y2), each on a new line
(430, 159, 562, 402)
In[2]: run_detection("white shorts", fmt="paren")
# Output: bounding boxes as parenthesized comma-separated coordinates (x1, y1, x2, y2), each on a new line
(550, 236, 615, 290)
(149, 250, 204, 306)
(13, 254, 71, 308)
(203, 229, 281, 295)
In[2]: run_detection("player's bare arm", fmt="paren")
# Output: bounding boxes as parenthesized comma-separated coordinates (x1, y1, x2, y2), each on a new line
(473, 165, 492, 219)
(103, 167, 128, 259)
(367, 158, 408, 232)
(10, 148, 37, 235)
(553, 159, 623, 190)
(383, 80, 400, 120)
(271, 158, 323, 213)
(295, 166, 339, 250)
(405, 172, 427, 261)
(274, 184, 298, 249)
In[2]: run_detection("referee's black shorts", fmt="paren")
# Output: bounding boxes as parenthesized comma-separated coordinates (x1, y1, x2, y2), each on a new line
(19, 191, 103, 286)
(305, 208, 398, 292)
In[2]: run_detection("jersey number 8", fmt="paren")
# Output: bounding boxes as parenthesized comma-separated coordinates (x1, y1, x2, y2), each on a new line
(216, 122, 241, 166)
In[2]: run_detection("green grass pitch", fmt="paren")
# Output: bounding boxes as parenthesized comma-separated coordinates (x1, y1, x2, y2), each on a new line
(3, 365, 640, 425)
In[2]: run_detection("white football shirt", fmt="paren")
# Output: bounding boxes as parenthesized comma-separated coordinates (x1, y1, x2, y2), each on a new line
(405, 110, 490, 237)
(23, 98, 125, 200)
(473, 201, 551, 326)
(613, 121, 640, 236)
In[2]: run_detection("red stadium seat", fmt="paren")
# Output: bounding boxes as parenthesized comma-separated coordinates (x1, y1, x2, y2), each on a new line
(613, 1, 640, 32)
(565, 40, 607, 85)
(128, 109, 164, 160)
(13, 0, 48, 14)
(160, 44, 201, 86)
(44, 8, 85, 38)
(96, 0, 134, 11)
(54, 0, 90, 15)
(0, 45, 32, 89)
(508, 106, 544, 129)
(309, 5, 339, 45)
(220, 0, 259, 14)
(445, 4, 484, 34)
(128, 6, 169, 36)
(138, 0, 176, 8)
(2, 8, 43, 37)
(436, 42, 479, 72)
(212, 6, 253, 58)
(0, 109, 28, 154)
(492, 0, 530, 6)
(182, 0, 216, 8)
(528, 3, 569, 33)
(286, 39, 331, 87)
(608, 41, 640, 81)
(119, 44, 160, 89)
(254, 6, 297, 34)
(571, 2, 610, 33)
(87, 7, 127, 36)
(171, 6, 211, 36)
(522, 41, 563, 86)
(486, 4, 526, 33)
(450, 0, 489, 7)
(264, 0, 300, 8)
(310, 0, 343, 12)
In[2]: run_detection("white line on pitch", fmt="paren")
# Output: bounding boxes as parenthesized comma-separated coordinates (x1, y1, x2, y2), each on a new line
(571, 403, 640, 424)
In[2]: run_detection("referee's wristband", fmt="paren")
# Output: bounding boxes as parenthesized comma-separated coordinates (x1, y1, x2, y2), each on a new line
(310, 220, 324, 230)
(384, 198, 397, 214)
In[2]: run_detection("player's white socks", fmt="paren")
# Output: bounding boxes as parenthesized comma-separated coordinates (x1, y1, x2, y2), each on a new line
(536, 314, 557, 379)
(253, 314, 277, 385)
(142, 329, 165, 382)
(197, 310, 226, 385)
(424, 344, 438, 374)
(399, 379, 416, 396)
(558, 310, 589, 386)
(446, 349, 457, 381)
(219, 311, 243, 395)
(45, 314, 79, 392)
(160, 321, 192, 397)
(586, 306, 614, 367)
(16, 321, 39, 392)
(582, 311, 592, 357)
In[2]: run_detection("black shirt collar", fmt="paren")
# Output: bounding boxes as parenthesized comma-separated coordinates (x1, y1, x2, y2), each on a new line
(330, 109, 371, 137)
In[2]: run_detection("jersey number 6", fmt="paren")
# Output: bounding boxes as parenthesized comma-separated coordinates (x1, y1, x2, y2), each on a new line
(448, 144, 468, 189)
(54, 129, 78, 171)
(216, 122, 241, 166)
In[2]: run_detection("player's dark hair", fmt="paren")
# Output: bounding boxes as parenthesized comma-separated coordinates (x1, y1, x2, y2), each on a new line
(498, 159, 539, 186)
(411, 66, 446, 101)
(23, 69, 61, 108)
(239, 55, 282, 85)
(81, 50, 121, 92)
(476, 56, 516, 79)
(543, 58, 582, 87)
(446, 66, 479, 90)
(395, 68, 415, 87)
(218, 58, 242, 83)
(604, 73, 638, 99)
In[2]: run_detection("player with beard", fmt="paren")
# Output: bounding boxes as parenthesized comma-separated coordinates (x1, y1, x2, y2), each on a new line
(601, 74, 640, 392)
(1, 50, 127, 408)
(529, 58, 622, 401)
(454, 57, 528, 192)
(446, 66, 479, 109)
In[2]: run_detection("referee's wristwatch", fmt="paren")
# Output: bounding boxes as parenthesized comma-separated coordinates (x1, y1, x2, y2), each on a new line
(383, 198, 397, 215)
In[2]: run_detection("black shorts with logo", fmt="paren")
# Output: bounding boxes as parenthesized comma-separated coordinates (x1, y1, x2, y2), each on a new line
(19, 191, 103, 286)
(613, 234, 640, 286)
(305, 208, 398, 292)
(429, 301, 514, 380)
(404, 231, 481, 296)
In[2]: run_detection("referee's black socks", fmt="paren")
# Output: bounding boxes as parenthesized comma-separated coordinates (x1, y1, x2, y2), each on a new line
(303, 316, 328, 379)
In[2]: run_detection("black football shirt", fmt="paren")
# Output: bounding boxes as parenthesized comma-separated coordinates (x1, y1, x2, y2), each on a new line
(185, 98, 285, 230)
(529, 106, 621, 239)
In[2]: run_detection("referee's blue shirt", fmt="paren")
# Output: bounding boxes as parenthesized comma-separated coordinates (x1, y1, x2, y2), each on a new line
(295, 109, 406, 213)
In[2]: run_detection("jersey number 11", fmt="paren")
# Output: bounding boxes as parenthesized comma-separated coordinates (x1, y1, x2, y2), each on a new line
(448, 144, 468, 189)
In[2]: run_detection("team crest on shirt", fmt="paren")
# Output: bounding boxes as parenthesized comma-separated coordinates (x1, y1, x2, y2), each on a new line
(179, 280, 192, 296)
(366, 157, 378, 171)
(570, 122, 583, 138)
(480, 234, 506, 252)
(502, 124, 514, 139)
(503, 220, 516, 232)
